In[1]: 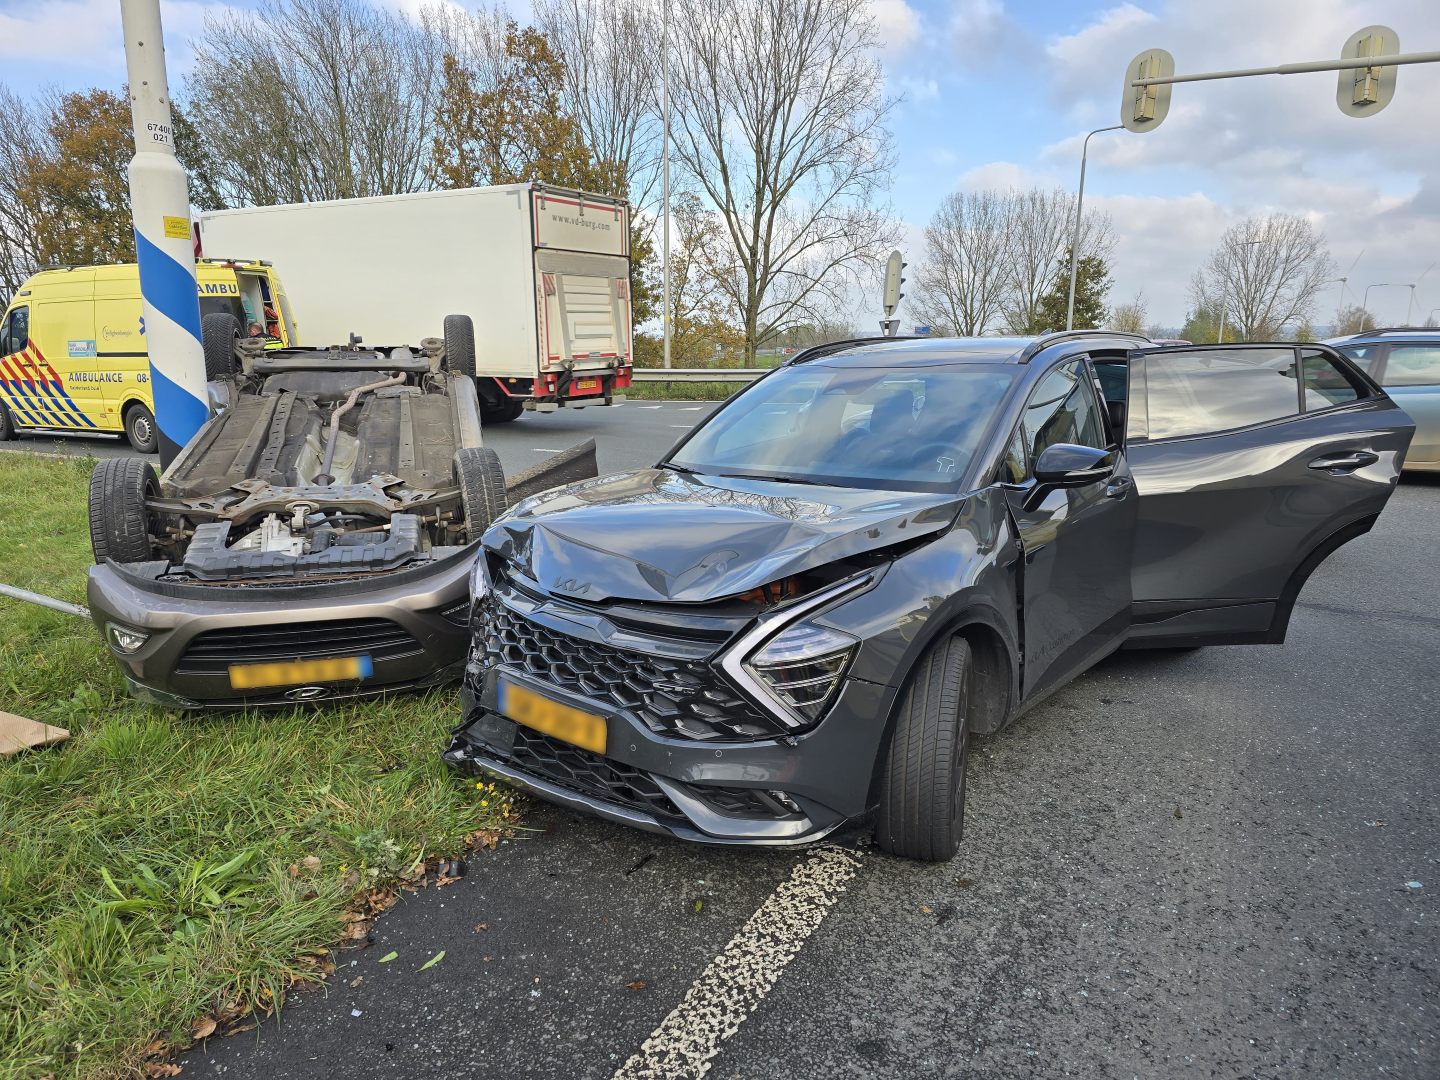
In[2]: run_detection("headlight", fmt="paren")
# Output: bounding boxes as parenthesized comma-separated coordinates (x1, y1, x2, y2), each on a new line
(106, 622, 150, 654)
(745, 622, 857, 724)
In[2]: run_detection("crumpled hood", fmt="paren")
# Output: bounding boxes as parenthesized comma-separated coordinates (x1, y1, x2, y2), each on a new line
(483, 468, 962, 602)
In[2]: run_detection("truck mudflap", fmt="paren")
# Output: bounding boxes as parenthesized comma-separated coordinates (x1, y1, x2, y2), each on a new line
(506, 365, 632, 411)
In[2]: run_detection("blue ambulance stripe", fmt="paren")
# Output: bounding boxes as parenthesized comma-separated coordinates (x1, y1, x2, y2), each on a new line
(24, 366, 81, 427)
(135, 229, 203, 344)
(0, 373, 44, 426)
(3, 363, 63, 427)
(35, 361, 99, 428)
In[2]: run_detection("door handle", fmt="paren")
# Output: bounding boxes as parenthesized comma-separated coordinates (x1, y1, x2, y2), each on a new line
(1105, 475, 1133, 498)
(1308, 451, 1378, 474)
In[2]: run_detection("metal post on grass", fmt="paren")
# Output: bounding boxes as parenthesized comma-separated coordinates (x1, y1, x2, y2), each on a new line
(120, 0, 208, 468)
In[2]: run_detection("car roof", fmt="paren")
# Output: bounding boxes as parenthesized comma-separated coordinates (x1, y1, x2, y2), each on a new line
(795, 330, 1151, 368)
(1326, 328, 1440, 346)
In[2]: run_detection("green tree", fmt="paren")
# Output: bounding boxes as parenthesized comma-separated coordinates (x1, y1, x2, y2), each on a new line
(1180, 302, 1244, 344)
(23, 89, 134, 266)
(1035, 250, 1111, 332)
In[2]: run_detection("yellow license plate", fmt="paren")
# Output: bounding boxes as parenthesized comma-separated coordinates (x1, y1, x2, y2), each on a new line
(228, 654, 373, 690)
(573, 377, 598, 390)
(499, 679, 607, 754)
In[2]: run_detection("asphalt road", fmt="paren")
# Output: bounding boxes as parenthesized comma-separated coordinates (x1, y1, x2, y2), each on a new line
(0, 400, 717, 479)
(169, 472, 1438, 1080)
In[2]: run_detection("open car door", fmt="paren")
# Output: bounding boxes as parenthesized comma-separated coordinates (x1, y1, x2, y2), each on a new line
(1119, 343, 1413, 647)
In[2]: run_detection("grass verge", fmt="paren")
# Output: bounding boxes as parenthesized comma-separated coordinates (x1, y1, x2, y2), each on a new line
(623, 381, 747, 401)
(0, 453, 516, 1080)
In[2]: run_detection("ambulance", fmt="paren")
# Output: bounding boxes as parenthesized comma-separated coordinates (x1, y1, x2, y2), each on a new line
(0, 259, 298, 453)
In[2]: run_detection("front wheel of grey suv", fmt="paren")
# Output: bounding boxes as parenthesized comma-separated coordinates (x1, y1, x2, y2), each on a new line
(875, 635, 973, 862)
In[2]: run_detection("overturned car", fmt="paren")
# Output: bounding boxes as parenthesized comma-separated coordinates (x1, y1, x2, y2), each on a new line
(86, 314, 594, 708)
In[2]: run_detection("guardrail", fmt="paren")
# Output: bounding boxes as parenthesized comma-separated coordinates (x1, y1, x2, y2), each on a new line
(629, 368, 770, 383)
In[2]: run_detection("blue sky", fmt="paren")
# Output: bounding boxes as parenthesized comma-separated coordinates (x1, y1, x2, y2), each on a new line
(2, 0, 1438, 326)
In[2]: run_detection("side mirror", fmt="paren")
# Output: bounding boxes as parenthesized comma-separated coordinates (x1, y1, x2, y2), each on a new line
(1033, 443, 1115, 486)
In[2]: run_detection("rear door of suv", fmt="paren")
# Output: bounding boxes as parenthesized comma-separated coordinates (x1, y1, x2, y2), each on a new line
(1121, 343, 1412, 647)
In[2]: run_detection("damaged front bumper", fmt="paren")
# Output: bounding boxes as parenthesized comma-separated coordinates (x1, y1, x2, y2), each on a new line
(88, 545, 477, 707)
(443, 662, 893, 846)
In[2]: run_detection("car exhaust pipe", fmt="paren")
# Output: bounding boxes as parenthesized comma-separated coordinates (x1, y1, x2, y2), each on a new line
(313, 371, 407, 485)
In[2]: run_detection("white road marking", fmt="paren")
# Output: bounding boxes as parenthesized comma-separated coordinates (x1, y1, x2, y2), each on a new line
(639, 405, 665, 410)
(612, 845, 862, 1080)
(680, 407, 703, 411)
(529, 447, 565, 452)
(669, 424, 691, 428)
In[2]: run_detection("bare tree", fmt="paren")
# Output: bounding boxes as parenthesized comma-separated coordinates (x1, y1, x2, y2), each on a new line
(185, 0, 447, 206)
(1191, 214, 1334, 339)
(1002, 187, 1113, 334)
(1332, 304, 1377, 336)
(667, 0, 898, 362)
(912, 191, 1012, 337)
(1107, 291, 1147, 334)
(0, 84, 47, 298)
(532, 0, 661, 206)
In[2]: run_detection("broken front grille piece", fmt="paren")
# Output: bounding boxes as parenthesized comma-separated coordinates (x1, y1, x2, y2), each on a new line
(510, 726, 685, 821)
(476, 596, 782, 741)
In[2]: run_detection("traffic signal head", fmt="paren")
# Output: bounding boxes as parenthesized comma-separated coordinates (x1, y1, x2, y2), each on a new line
(1121, 49, 1174, 133)
(882, 250, 906, 318)
(1337, 25, 1399, 118)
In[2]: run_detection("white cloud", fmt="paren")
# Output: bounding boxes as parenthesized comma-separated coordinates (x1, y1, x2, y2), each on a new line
(1034, 0, 1440, 325)
(0, 0, 236, 81)
(872, 0, 922, 53)
(954, 160, 1063, 192)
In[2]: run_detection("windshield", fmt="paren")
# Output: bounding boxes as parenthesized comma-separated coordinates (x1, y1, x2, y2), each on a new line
(669, 364, 1018, 492)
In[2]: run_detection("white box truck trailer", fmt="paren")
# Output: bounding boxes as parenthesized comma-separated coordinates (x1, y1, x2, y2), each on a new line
(196, 183, 634, 423)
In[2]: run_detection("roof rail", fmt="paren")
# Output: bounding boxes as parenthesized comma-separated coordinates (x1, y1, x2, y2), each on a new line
(1348, 326, 1438, 335)
(1018, 329, 1150, 363)
(784, 336, 918, 365)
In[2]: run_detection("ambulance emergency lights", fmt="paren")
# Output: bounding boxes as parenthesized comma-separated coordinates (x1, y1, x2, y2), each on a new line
(120, 0, 209, 466)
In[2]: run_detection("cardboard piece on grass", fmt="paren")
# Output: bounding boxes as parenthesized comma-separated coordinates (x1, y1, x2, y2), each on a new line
(0, 712, 70, 756)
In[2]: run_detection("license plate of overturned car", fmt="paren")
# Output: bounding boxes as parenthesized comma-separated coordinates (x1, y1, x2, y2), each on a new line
(228, 654, 374, 690)
(499, 679, 607, 754)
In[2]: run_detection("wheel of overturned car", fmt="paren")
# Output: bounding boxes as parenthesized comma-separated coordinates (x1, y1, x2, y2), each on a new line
(480, 398, 525, 424)
(201, 312, 241, 379)
(455, 446, 506, 543)
(88, 457, 160, 564)
(123, 403, 158, 454)
(443, 314, 477, 377)
(875, 635, 972, 862)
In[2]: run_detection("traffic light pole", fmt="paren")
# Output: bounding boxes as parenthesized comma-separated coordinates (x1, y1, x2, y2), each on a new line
(120, 0, 208, 469)
(1064, 125, 1122, 332)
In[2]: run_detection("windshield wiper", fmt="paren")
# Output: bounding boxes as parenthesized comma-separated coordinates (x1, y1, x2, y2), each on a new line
(715, 471, 827, 487)
(661, 462, 703, 476)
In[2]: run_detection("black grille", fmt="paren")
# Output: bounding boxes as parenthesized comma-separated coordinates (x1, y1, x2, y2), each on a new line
(477, 596, 780, 741)
(175, 617, 423, 674)
(510, 726, 684, 821)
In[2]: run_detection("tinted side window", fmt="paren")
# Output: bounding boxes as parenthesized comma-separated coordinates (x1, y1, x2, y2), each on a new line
(1382, 345, 1440, 387)
(1301, 349, 1365, 410)
(1, 306, 28, 356)
(1022, 360, 1106, 461)
(1338, 343, 1383, 374)
(1144, 347, 1298, 439)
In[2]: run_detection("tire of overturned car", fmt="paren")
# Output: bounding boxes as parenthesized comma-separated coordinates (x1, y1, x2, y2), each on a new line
(875, 635, 973, 862)
(88, 457, 160, 564)
(443, 313, 478, 378)
(455, 446, 506, 544)
(201, 312, 241, 380)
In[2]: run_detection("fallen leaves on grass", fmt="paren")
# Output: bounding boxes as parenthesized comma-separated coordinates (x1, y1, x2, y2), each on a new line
(223, 1023, 257, 1037)
(145, 1064, 182, 1078)
(190, 1017, 217, 1040)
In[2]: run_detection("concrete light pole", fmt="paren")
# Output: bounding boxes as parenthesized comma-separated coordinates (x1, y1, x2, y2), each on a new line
(1363, 282, 1409, 323)
(120, 0, 208, 468)
(1065, 125, 1122, 332)
(661, 0, 672, 369)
